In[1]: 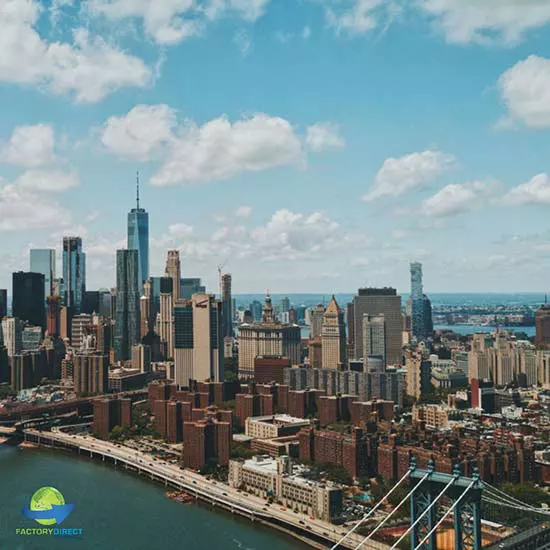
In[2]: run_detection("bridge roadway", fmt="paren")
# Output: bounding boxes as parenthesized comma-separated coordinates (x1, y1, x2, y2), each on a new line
(24, 429, 388, 550)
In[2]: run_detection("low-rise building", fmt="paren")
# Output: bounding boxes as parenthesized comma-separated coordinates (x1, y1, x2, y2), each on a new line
(245, 414, 311, 440)
(228, 455, 342, 521)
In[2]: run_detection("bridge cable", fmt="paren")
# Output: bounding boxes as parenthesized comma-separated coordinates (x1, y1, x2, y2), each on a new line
(330, 469, 412, 550)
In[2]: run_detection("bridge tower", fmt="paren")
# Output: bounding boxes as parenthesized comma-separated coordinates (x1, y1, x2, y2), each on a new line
(409, 458, 483, 550)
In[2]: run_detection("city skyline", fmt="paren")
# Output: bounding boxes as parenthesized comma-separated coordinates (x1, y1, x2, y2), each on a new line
(1, 1, 550, 294)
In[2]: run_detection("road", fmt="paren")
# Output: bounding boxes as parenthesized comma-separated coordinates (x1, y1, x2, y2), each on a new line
(25, 428, 388, 549)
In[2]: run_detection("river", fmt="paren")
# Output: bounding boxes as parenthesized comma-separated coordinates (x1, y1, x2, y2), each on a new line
(0, 445, 306, 550)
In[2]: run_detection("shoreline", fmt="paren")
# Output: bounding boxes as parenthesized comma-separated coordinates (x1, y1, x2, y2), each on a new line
(21, 440, 325, 550)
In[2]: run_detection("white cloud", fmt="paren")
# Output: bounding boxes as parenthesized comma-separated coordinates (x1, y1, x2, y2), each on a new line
(151, 113, 304, 186)
(233, 28, 252, 56)
(326, 0, 397, 34)
(418, 0, 550, 45)
(0, 0, 152, 103)
(0, 124, 55, 167)
(363, 150, 455, 201)
(207, 0, 272, 22)
(235, 205, 252, 218)
(302, 26, 311, 39)
(502, 173, 550, 205)
(101, 104, 177, 161)
(14, 169, 79, 192)
(497, 56, 550, 129)
(0, 183, 71, 231)
(421, 180, 495, 217)
(306, 122, 345, 152)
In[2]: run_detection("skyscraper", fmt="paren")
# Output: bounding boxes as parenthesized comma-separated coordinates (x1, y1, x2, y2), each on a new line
(30, 249, 56, 299)
(174, 293, 224, 386)
(352, 288, 402, 365)
(321, 296, 346, 370)
(1, 317, 23, 357)
(0, 289, 7, 318)
(536, 303, 550, 350)
(363, 313, 386, 366)
(309, 304, 325, 339)
(63, 237, 86, 313)
(127, 173, 149, 288)
(221, 273, 233, 338)
(159, 276, 174, 359)
(114, 249, 140, 361)
(165, 250, 181, 304)
(46, 295, 61, 338)
(410, 262, 425, 340)
(12, 271, 45, 329)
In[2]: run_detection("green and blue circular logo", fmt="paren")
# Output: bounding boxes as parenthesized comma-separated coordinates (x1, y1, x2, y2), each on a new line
(22, 487, 75, 525)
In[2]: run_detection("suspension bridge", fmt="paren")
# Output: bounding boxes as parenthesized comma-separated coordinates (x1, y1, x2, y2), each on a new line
(331, 458, 550, 550)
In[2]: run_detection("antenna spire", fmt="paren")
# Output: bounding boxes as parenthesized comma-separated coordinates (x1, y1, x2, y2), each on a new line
(136, 171, 140, 209)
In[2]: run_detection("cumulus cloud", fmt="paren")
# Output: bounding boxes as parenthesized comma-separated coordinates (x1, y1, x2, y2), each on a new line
(418, 0, 550, 45)
(306, 122, 345, 152)
(0, 183, 71, 231)
(0, 124, 56, 167)
(101, 104, 177, 161)
(497, 56, 550, 129)
(14, 169, 79, 192)
(363, 150, 455, 201)
(421, 180, 496, 217)
(235, 205, 252, 218)
(502, 173, 550, 205)
(0, 0, 152, 103)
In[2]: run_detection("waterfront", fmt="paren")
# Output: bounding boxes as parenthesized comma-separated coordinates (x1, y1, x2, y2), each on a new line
(0, 445, 305, 550)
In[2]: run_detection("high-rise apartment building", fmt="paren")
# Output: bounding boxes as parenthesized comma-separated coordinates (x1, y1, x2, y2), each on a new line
(127, 174, 149, 288)
(363, 313, 386, 366)
(46, 295, 61, 338)
(71, 313, 92, 350)
(73, 353, 109, 395)
(63, 237, 86, 313)
(238, 294, 301, 378)
(114, 249, 140, 361)
(221, 273, 233, 338)
(174, 293, 224, 386)
(30, 249, 56, 299)
(165, 250, 181, 304)
(405, 349, 431, 400)
(309, 304, 325, 339)
(410, 262, 425, 340)
(159, 277, 174, 359)
(93, 398, 132, 440)
(321, 296, 346, 370)
(536, 303, 550, 350)
(353, 288, 402, 365)
(2, 317, 23, 357)
(139, 295, 151, 338)
(12, 271, 45, 329)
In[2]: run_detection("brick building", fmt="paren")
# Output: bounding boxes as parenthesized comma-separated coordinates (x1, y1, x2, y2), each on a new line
(93, 398, 132, 439)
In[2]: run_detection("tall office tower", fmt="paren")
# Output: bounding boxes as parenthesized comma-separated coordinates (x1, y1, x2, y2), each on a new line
(165, 250, 181, 304)
(132, 344, 151, 373)
(12, 272, 45, 329)
(46, 296, 61, 337)
(71, 313, 92, 350)
(249, 300, 263, 322)
(180, 278, 206, 300)
(2, 317, 23, 357)
(159, 277, 174, 359)
(410, 262, 426, 340)
(114, 249, 140, 361)
(237, 294, 301, 378)
(536, 303, 550, 349)
(30, 249, 56, 299)
(127, 173, 149, 288)
(73, 353, 109, 395)
(423, 295, 433, 336)
(140, 295, 151, 338)
(347, 302, 355, 359)
(280, 297, 290, 313)
(97, 289, 112, 318)
(63, 236, 86, 313)
(352, 288, 402, 365)
(309, 304, 325, 339)
(0, 289, 7, 318)
(221, 273, 233, 338)
(174, 293, 224, 386)
(363, 313, 387, 366)
(321, 296, 346, 370)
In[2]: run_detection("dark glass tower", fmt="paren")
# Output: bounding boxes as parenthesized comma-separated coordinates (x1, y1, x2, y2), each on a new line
(115, 249, 140, 361)
(0, 289, 7, 318)
(63, 237, 85, 313)
(12, 272, 45, 329)
(128, 173, 149, 289)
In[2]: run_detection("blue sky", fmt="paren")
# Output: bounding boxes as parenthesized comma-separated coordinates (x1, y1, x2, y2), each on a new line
(1, 0, 550, 294)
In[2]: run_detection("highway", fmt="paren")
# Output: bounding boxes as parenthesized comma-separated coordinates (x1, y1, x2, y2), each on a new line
(24, 428, 388, 549)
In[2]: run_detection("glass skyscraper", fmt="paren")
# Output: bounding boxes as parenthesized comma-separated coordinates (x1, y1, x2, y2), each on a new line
(63, 237, 85, 313)
(115, 249, 140, 361)
(12, 271, 45, 329)
(127, 174, 149, 289)
(30, 249, 56, 299)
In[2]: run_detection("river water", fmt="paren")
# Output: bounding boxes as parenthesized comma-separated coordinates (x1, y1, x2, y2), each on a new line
(0, 445, 305, 550)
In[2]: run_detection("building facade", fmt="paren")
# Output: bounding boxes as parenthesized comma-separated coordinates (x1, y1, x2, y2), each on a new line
(127, 175, 149, 288)
(63, 236, 86, 313)
(12, 271, 45, 329)
(30, 249, 56, 299)
(321, 296, 346, 370)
